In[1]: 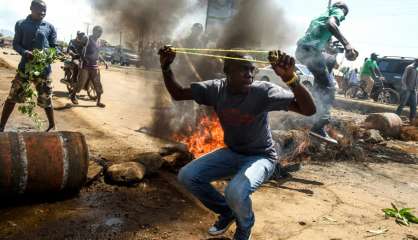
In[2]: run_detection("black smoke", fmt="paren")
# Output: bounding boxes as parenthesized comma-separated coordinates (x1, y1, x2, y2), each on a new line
(218, 0, 294, 49)
(89, 0, 199, 45)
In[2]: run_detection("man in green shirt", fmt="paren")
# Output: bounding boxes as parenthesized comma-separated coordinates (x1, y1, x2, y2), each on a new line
(360, 53, 384, 99)
(296, 1, 358, 144)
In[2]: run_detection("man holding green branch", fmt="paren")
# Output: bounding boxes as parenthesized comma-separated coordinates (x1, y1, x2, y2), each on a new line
(0, 0, 57, 132)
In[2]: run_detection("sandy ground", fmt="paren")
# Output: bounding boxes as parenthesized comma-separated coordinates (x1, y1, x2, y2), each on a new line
(0, 49, 417, 240)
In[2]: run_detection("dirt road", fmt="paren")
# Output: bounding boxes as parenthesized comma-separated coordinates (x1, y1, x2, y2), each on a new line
(0, 50, 417, 240)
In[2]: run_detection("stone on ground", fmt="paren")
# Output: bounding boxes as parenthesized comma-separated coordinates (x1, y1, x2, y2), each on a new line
(86, 160, 104, 184)
(106, 162, 146, 185)
(135, 152, 164, 174)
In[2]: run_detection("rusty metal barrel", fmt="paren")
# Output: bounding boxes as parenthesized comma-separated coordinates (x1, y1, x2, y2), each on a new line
(0, 132, 88, 196)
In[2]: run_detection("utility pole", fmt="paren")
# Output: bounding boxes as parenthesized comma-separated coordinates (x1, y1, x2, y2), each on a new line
(205, 0, 210, 33)
(119, 31, 122, 49)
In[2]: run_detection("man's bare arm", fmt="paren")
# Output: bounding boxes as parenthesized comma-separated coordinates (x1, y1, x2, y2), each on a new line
(269, 51, 316, 116)
(159, 46, 193, 101)
(328, 16, 359, 61)
(288, 84, 316, 116)
(327, 17, 350, 49)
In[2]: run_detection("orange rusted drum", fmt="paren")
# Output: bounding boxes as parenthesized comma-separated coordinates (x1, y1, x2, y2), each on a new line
(0, 132, 88, 196)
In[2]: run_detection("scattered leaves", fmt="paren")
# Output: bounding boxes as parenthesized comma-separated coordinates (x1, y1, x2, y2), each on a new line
(17, 48, 58, 128)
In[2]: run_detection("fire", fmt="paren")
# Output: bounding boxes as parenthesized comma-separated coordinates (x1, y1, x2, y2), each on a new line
(174, 113, 225, 158)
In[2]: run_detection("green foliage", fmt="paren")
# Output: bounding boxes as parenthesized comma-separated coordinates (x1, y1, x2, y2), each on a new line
(17, 48, 58, 128)
(382, 203, 418, 226)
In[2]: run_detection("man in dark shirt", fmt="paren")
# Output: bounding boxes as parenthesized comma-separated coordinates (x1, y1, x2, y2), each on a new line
(67, 31, 87, 60)
(396, 59, 418, 123)
(66, 31, 87, 84)
(0, 0, 57, 132)
(70, 25, 107, 107)
(159, 46, 316, 240)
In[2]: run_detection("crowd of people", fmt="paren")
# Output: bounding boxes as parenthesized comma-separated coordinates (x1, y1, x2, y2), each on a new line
(336, 54, 416, 122)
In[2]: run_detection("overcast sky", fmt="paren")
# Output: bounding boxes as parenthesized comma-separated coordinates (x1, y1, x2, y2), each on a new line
(1, 0, 417, 67)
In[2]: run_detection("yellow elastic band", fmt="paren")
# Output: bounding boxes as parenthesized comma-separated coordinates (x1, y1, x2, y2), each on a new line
(285, 73, 298, 86)
(172, 48, 269, 54)
(174, 50, 270, 64)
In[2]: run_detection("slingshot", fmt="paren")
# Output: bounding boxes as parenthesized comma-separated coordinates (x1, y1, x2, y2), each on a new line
(171, 47, 273, 64)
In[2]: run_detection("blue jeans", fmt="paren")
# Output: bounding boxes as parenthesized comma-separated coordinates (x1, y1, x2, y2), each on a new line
(178, 148, 275, 232)
(396, 89, 417, 121)
(296, 44, 336, 130)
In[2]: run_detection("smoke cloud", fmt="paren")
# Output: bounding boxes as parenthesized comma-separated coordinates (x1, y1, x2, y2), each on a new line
(89, 0, 201, 46)
(218, 0, 294, 50)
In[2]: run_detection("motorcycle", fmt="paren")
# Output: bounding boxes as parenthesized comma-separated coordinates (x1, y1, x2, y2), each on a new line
(60, 56, 97, 100)
(345, 75, 400, 105)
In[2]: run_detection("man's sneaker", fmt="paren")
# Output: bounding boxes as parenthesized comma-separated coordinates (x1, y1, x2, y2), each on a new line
(233, 228, 252, 240)
(207, 214, 235, 236)
(309, 128, 338, 145)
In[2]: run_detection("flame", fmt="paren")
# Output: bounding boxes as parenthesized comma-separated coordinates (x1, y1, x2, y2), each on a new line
(174, 113, 225, 158)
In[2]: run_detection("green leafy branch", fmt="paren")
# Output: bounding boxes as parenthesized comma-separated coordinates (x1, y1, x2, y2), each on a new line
(382, 203, 418, 226)
(17, 48, 58, 128)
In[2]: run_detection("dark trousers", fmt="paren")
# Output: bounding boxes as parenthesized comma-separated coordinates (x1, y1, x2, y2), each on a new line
(396, 89, 417, 121)
(296, 44, 336, 130)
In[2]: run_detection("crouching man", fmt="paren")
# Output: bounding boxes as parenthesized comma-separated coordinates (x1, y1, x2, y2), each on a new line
(159, 46, 315, 240)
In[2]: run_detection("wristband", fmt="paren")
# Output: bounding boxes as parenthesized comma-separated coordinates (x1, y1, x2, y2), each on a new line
(284, 72, 299, 87)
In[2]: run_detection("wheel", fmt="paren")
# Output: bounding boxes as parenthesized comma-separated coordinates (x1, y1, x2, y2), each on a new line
(345, 86, 364, 99)
(63, 71, 74, 94)
(377, 89, 400, 105)
(86, 81, 97, 100)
